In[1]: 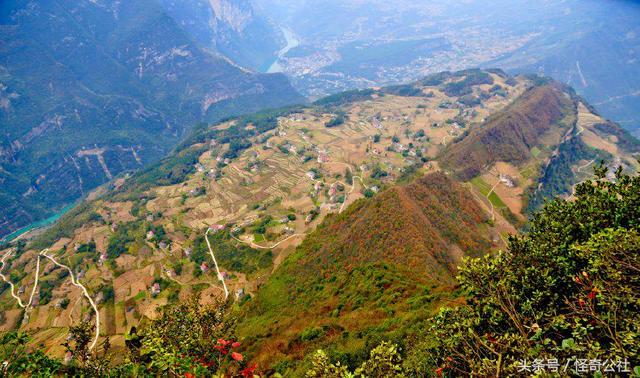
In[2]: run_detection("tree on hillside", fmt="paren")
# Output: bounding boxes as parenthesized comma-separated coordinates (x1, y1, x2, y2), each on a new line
(0, 296, 253, 377)
(123, 295, 251, 376)
(0, 331, 61, 376)
(307, 342, 406, 378)
(407, 164, 640, 376)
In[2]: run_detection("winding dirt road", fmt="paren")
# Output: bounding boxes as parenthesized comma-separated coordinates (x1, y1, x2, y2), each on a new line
(204, 228, 229, 300)
(26, 254, 42, 309)
(0, 248, 100, 350)
(231, 233, 307, 250)
(0, 250, 27, 308)
(40, 250, 100, 350)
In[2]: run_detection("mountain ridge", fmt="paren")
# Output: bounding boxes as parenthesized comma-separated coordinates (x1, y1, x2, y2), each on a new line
(0, 69, 637, 373)
(0, 0, 304, 239)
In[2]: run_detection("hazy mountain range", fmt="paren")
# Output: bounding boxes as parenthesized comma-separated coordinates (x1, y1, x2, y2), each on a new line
(1, 1, 639, 375)
(254, 0, 640, 133)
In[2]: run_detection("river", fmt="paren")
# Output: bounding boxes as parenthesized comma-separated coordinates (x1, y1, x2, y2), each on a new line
(267, 26, 300, 73)
(1, 204, 75, 243)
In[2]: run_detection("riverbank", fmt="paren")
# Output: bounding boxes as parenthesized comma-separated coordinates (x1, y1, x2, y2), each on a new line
(266, 26, 300, 73)
(1, 204, 75, 243)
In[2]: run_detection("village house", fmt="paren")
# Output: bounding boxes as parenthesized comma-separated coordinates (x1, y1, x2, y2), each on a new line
(158, 241, 168, 250)
(328, 183, 338, 198)
(95, 291, 104, 305)
(499, 174, 516, 188)
(183, 247, 192, 257)
(317, 150, 329, 163)
(64, 352, 73, 364)
(236, 288, 245, 300)
(305, 213, 315, 224)
(306, 171, 317, 180)
(200, 262, 209, 273)
(146, 230, 155, 240)
(31, 291, 40, 307)
(151, 283, 161, 296)
(209, 224, 226, 233)
(194, 163, 205, 172)
(320, 203, 338, 211)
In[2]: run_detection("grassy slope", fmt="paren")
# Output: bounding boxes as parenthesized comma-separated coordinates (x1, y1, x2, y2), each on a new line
(237, 172, 496, 374)
(441, 83, 575, 180)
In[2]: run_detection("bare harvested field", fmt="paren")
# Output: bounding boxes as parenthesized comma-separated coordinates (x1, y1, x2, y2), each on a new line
(3, 73, 586, 354)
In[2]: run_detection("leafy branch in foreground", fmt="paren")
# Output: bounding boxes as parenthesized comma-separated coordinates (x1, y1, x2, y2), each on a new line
(306, 342, 406, 378)
(411, 164, 640, 376)
(0, 295, 256, 377)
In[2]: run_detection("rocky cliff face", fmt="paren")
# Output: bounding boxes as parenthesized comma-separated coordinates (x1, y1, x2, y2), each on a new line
(0, 0, 303, 238)
(208, 0, 254, 32)
(158, 0, 282, 71)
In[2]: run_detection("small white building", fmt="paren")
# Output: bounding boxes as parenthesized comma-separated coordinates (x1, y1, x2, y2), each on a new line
(317, 151, 329, 163)
(209, 224, 226, 233)
(499, 174, 516, 188)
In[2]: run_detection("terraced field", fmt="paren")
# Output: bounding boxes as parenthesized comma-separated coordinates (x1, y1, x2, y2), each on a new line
(5, 70, 636, 358)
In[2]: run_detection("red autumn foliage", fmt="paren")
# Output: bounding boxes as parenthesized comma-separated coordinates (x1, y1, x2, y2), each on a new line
(442, 84, 573, 180)
(231, 352, 244, 362)
(241, 364, 257, 377)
